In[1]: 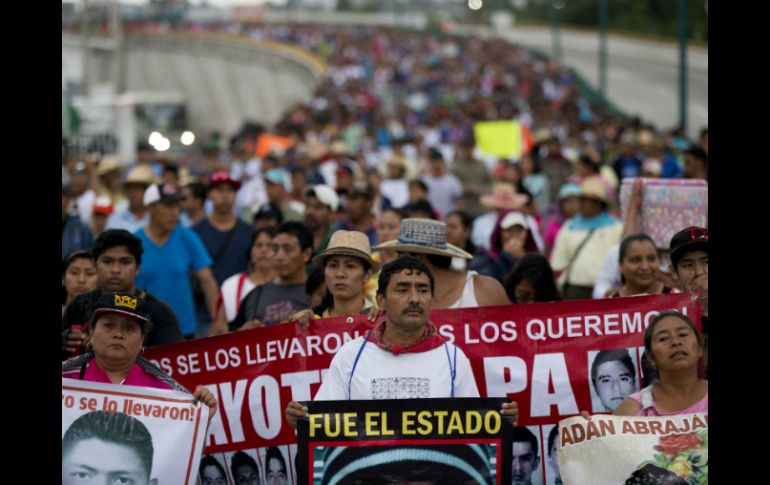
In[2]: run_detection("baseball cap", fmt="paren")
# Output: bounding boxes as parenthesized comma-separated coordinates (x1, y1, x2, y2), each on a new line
(254, 202, 284, 224)
(92, 195, 114, 216)
(669, 226, 708, 268)
(264, 168, 286, 186)
(208, 170, 241, 190)
(500, 211, 528, 230)
(91, 292, 151, 328)
(143, 183, 183, 206)
(304, 184, 340, 211)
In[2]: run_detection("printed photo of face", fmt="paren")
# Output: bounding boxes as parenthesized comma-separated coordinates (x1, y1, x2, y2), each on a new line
(589, 349, 638, 412)
(511, 426, 542, 485)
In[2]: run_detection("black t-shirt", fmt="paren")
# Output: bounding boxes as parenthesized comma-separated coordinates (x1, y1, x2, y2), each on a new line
(62, 288, 184, 360)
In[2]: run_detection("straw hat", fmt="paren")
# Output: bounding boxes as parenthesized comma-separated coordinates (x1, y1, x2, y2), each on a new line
(123, 165, 158, 187)
(373, 218, 473, 260)
(578, 177, 609, 204)
(479, 183, 529, 210)
(97, 155, 122, 176)
(330, 140, 350, 156)
(312, 230, 380, 271)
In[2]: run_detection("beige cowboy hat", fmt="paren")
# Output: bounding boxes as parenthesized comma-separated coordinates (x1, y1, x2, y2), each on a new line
(122, 165, 158, 187)
(312, 230, 381, 271)
(578, 177, 609, 204)
(479, 183, 529, 210)
(373, 218, 473, 260)
(97, 155, 122, 176)
(330, 140, 351, 156)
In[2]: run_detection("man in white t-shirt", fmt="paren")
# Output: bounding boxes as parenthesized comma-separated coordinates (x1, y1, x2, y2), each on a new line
(286, 255, 519, 426)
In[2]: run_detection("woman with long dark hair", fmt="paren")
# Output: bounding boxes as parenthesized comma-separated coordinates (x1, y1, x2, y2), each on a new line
(209, 227, 276, 336)
(609, 233, 674, 298)
(504, 254, 562, 304)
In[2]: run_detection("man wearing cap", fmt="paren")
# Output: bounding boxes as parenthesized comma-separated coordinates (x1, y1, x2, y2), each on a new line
(107, 165, 157, 234)
(264, 168, 304, 222)
(254, 202, 284, 228)
(336, 179, 378, 246)
(134, 183, 219, 339)
(375, 219, 510, 308)
(95, 154, 125, 211)
(62, 229, 183, 360)
(550, 178, 623, 300)
(304, 184, 340, 268)
(192, 171, 256, 286)
(90, 195, 114, 238)
(669, 226, 709, 375)
(286, 255, 519, 426)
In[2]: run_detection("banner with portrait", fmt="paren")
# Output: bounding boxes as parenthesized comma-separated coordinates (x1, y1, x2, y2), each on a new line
(557, 414, 708, 485)
(144, 293, 700, 485)
(297, 398, 513, 485)
(61, 378, 210, 485)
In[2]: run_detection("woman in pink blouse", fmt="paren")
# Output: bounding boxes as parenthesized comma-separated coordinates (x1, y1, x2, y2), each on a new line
(614, 310, 708, 416)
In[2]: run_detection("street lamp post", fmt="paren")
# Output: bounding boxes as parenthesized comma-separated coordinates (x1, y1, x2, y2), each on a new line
(598, 0, 608, 97)
(678, 0, 688, 133)
(549, 1, 563, 65)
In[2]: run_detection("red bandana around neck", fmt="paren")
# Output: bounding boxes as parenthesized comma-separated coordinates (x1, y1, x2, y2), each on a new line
(369, 320, 447, 356)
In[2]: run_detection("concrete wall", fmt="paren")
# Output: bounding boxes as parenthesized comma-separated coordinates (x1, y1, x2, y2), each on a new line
(63, 33, 326, 138)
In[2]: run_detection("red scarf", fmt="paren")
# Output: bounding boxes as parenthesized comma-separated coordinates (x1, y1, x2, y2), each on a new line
(369, 320, 446, 356)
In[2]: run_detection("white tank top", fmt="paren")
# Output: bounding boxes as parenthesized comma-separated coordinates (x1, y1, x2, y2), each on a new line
(448, 271, 479, 309)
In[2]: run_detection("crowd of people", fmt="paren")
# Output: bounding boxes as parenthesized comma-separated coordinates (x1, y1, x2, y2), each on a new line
(62, 21, 707, 484)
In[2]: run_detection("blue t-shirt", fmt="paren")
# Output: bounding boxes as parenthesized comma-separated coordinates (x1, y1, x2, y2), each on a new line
(192, 218, 256, 285)
(134, 226, 212, 336)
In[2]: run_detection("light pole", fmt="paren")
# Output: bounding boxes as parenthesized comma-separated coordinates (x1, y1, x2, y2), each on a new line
(549, 1, 564, 65)
(678, 0, 688, 133)
(598, 0, 608, 97)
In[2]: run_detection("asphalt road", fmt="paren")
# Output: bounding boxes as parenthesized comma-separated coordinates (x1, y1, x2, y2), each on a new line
(492, 26, 708, 138)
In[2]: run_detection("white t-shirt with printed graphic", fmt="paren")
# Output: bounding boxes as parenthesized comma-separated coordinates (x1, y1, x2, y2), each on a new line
(314, 335, 480, 401)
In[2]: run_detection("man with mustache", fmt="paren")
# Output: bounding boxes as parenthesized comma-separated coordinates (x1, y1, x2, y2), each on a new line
(286, 255, 518, 424)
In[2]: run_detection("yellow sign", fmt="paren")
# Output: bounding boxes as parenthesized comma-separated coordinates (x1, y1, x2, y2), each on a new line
(474, 121, 525, 158)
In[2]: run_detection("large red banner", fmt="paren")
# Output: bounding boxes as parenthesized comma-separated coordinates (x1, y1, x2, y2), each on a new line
(144, 293, 699, 454)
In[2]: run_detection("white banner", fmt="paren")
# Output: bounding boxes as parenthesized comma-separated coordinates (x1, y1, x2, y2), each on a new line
(558, 414, 708, 485)
(62, 378, 209, 485)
